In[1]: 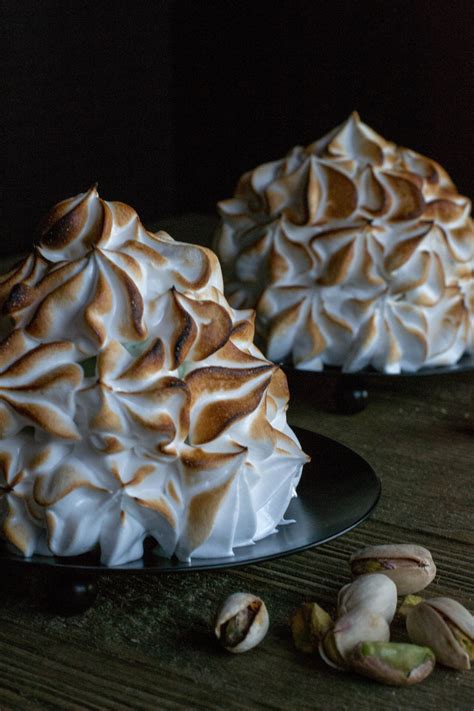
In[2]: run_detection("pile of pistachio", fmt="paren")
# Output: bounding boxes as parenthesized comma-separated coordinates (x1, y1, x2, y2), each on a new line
(213, 544, 474, 686)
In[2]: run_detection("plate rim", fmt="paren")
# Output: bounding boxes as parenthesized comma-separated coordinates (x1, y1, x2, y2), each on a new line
(282, 352, 474, 379)
(0, 428, 381, 575)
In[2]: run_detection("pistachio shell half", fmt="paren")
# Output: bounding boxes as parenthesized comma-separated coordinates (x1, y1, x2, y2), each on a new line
(406, 597, 474, 670)
(338, 574, 397, 624)
(350, 544, 436, 595)
(291, 602, 333, 653)
(349, 641, 435, 686)
(214, 592, 269, 653)
(320, 608, 390, 670)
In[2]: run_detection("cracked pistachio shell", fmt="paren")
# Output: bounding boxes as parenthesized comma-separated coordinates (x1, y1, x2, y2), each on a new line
(406, 597, 474, 670)
(320, 608, 390, 670)
(214, 592, 269, 653)
(348, 641, 436, 686)
(291, 602, 333, 653)
(338, 574, 397, 624)
(350, 544, 436, 595)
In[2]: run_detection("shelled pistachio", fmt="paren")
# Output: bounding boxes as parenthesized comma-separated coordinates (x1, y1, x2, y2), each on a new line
(406, 597, 474, 670)
(291, 602, 333, 653)
(397, 595, 424, 619)
(214, 592, 269, 653)
(350, 544, 436, 595)
(348, 641, 436, 685)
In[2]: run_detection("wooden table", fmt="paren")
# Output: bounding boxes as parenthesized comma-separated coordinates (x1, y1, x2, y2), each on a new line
(0, 216, 473, 710)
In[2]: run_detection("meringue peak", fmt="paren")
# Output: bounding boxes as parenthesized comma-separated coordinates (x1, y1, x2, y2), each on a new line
(0, 189, 308, 565)
(217, 115, 474, 373)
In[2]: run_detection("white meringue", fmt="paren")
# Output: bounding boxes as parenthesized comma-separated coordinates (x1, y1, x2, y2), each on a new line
(0, 330, 82, 439)
(217, 112, 474, 373)
(0, 190, 308, 565)
(0, 187, 224, 356)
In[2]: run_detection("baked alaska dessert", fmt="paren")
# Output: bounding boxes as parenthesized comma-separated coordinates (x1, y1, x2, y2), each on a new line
(217, 113, 474, 373)
(0, 187, 308, 566)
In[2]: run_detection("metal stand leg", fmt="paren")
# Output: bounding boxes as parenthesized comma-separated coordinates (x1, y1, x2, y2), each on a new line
(335, 376, 368, 414)
(47, 569, 98, 615)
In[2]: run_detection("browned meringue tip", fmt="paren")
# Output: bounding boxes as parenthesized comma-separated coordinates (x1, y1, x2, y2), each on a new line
(38, 184, 99, 237)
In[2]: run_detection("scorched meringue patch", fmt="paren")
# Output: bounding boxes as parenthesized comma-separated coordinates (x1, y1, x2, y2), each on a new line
(216, 113, 474, 373)
(0, 189, 308, 566)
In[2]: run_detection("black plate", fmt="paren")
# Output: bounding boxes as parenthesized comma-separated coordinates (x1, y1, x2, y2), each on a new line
(282, 354, 474, 414)
(0, 428, 380, 574)
(283, 352, 474, 380)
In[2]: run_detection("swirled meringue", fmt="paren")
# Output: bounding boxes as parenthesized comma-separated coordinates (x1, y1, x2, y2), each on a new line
(0, 433, 42, 556)
(0, 186, 223, 355)
(0, 330, 82, 439)
(0, 189, 308, 565)
(217, 112, 474, 372)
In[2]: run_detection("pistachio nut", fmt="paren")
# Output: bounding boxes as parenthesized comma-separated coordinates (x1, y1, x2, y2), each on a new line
(214, 592, 269, 653)
(320, 608, 390, 670)
(350, 544, 436, 595)
(348, 641, 435, 686)
(291, 602, 333, 653)
(406, 597, 474, 670)
(338, 574, 397, 624)
(397, 594, 424, 619)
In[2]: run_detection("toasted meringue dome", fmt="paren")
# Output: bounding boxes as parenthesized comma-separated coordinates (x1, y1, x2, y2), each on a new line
(0, 189, 308, 565)
(216, 113, 474, 373)
(0, 186, 223, 355)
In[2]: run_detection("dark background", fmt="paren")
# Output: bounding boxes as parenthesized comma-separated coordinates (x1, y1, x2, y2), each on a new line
(3, 0, 473, 255)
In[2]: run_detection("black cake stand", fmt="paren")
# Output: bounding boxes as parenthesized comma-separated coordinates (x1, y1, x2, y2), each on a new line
(282, 354, 474, 415)
(0, 428, 380, 614)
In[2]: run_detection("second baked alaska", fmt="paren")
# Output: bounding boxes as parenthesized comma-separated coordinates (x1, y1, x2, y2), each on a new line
(217, 113, 474, 373)
(0, 188, 308, 566)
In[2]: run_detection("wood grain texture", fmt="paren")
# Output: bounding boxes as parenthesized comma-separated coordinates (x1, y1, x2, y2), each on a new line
(0, 216, 473, 710)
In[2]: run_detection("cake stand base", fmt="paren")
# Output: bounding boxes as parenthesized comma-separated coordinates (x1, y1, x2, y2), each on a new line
(283, 354, 474, 415)
(46, 569, 98, 615)
(335, 376, 369, 414)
